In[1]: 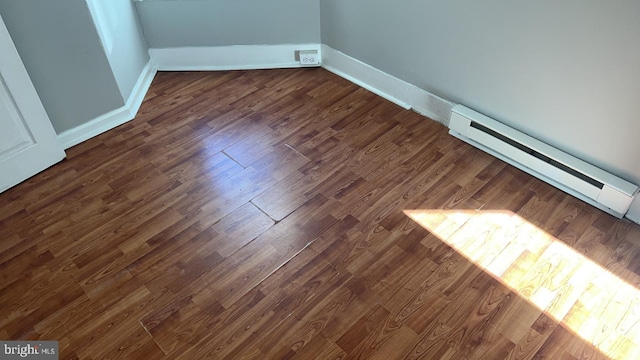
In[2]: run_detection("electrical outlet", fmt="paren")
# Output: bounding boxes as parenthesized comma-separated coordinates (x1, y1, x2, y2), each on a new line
(299, 50, 320, 66)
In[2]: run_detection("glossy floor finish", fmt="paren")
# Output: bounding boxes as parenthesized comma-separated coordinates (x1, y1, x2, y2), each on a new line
(1, 69, 640, 359)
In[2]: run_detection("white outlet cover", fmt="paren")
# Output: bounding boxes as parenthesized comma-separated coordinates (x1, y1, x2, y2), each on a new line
(299, 50, 320, 65)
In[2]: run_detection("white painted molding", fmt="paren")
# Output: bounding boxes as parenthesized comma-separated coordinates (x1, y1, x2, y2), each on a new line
(126, 60, 157, 117)
(320, 45, 454, 126)
(150, 44, 322, 71)
(626, 196, 640, 224)
(57, 103, 128, 150)
(321, 45, 411, 110)
(58, 60, 157, 149)
(408, 87, 457, 127)
(57, 44, 453, 150)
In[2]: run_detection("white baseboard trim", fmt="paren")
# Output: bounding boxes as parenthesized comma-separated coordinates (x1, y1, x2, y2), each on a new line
(58, 61, 157, 149)
(54, 44, 450, 150)
(320, 45, 410, 110)
(625, 196, 640, 224)
(320, 45, 455, 126)
(150, 44, 322, 71)
(126, 61, 157, 119)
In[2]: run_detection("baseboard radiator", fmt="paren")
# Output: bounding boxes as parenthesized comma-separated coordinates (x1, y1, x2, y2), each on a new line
(448, 105, 638, 218)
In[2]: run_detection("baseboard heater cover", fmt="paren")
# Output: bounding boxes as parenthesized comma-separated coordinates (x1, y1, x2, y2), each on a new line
(448, 105, 638, 218)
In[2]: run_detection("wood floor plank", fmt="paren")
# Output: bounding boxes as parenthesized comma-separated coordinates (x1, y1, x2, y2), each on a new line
(206, 202, 275, 257)
(1, 68, 638, 359)
(290, 333, 347, 360)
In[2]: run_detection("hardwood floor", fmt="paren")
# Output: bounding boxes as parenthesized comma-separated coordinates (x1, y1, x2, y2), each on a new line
(1, 68, 640, 359)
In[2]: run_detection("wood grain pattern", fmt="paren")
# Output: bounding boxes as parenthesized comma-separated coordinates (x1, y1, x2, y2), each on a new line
(1, 68, 639, 359)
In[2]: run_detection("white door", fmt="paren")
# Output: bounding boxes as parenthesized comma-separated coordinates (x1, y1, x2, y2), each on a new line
(0, 14, 65, 193)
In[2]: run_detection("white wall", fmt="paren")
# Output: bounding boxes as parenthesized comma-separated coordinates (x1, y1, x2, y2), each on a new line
(86, 0, 149, 101)
(0, 0, 124, 133)
(134, 0, 320, 48)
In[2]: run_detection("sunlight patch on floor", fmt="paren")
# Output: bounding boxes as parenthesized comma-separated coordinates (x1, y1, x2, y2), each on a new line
(404, 209, 640, 359)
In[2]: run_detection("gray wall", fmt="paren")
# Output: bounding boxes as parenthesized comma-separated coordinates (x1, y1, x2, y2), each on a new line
(0, 0, 124, 133)
(321, 0, 640, 186)
(87, 0, 149, 101)
(135, 0, 321, 48)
